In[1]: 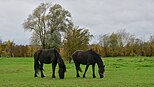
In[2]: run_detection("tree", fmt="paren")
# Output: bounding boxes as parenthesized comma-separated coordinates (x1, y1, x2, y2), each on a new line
(150, 35, 154, 43)
(0, 38, 2, 44)
(23, 3, 73, 49)
(3, 40, 15, 57)
(149, 35, 154, 56)
(0, 38, 2, 56)
(99, 34, 110, 57)
(117, 29, 132, 56)
(63, 26, 93, 62)
(99, 30, 137, 57)
(117, 29, 131, 47)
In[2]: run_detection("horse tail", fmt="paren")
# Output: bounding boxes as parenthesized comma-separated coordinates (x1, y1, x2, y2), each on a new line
(34, 50, 41, 74)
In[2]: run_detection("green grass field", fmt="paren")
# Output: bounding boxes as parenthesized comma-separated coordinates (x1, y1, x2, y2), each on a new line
(0, 57, 154, 87)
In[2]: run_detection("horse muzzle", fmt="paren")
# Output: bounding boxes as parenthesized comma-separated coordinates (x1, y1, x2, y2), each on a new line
(100, 75, 104, 78)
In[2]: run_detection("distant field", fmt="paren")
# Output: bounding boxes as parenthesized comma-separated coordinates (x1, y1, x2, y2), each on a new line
(0, 57, 154, 87)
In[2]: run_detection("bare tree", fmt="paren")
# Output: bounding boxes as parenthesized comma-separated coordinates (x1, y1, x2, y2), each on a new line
(99, 34, 110, 57)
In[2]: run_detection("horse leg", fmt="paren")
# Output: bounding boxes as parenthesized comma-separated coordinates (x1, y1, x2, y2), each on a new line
(75, 63, 80, 78)
(52, 62, 57, 78)
(83, 64, 90, 78)
(40, 63, 45, 78)
(34, 63, 37, 77)
(92, 64, 96, 78)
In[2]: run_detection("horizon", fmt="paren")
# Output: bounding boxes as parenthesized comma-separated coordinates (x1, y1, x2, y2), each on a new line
(0, 0, 154, 45)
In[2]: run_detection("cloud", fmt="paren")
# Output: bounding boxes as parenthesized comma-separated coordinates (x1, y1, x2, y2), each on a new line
(0, 0, 154, 44)
(57, 0, 154, 35)
(0, 0, 39, 44)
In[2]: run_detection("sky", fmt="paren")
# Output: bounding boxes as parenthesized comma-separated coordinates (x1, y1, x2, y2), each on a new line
(0, 0, 154, 45)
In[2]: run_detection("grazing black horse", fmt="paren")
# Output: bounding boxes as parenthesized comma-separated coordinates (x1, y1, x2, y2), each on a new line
(34, 48, 66, 79)
(72, 49, 105, 78)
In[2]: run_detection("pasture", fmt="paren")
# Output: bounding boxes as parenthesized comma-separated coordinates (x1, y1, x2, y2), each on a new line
(0, 57, 154, 87)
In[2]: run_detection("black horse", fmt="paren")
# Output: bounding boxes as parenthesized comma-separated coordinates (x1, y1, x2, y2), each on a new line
(72, 49, 105, 78)
(34, 48, 66, 79)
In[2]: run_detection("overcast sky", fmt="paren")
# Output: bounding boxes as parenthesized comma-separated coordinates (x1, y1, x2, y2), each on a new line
(0, 0, 154, 45)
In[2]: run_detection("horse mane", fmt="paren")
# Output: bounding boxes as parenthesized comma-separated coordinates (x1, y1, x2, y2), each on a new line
(54, 49, 66, 72)
(88, 49, 101, 58)
(88, 49, 104, 67)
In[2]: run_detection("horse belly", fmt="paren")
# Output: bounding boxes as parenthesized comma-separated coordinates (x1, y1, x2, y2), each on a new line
(39, 56, 52, 64)
(44, 62, 52, 64)
(77, 58, 88, 65)
(81, 58, 95, 65)
(39, 59, 52, 63)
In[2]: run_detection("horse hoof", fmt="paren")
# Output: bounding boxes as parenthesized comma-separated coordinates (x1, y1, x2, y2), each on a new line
(93, 76, 96, 78)
(41, 76, 45, 78)
(34, 75, 37, 77)
(52, 76, 56, 78)
(77, 75, 80, 78)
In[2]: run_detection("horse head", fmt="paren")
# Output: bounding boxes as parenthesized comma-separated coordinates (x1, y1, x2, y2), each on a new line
(90, 50, 105, 78)
(58, 65, 66, 79)
(98, 65, 105, 78)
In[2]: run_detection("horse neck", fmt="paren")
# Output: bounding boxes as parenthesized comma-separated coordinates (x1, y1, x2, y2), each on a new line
(96, 58, 104, 68)
(57, 57, 65, 68)
(55, 50, 65, 68)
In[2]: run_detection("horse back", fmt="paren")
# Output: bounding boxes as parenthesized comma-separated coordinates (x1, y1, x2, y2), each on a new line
(72, 50, 96, 65)
(34, 49, 56, 64)
(34, 50, 42, 60)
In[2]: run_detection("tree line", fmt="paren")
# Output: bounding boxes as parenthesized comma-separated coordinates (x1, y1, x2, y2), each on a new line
(92, 30, 154, 57)
(0, 3, 153, 60)
(0, 40, 38, 57)
(0, 29, 154, 58)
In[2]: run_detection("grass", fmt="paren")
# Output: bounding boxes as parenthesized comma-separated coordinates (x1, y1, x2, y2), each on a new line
(0, 57, 154, 87)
